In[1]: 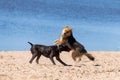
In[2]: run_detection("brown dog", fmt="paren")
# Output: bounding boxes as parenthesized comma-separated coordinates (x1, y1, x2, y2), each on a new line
(55, 26, 72, 45)
(55, 26, 95, 62)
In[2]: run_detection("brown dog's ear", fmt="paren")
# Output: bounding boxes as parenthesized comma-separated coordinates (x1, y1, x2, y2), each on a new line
(70, 27, 72, 31)
(65, 26, 72, 30)
(64, 26, 69, 28)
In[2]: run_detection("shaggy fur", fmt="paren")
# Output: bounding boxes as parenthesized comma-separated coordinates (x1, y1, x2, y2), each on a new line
(55, 26, 72, 44)
(55, 26, 95, 62)
(28, 42, 71, 66)
(67, 33, 94, 61)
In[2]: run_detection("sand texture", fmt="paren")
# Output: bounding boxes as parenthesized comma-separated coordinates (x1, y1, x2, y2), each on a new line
(0, 51, 120, 80)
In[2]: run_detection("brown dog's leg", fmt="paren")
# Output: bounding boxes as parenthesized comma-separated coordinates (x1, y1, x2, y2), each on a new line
(56, 55, 68, 66)
(29, 53, 37, 64)
(36, 55, 41, 64)
(71, 50, 77, 61)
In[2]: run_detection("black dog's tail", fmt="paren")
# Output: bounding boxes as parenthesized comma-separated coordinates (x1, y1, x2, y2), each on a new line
(28, 42, 33, 46)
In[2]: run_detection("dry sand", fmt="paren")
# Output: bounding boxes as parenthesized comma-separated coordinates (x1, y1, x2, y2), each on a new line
(0, 51, 120, 80)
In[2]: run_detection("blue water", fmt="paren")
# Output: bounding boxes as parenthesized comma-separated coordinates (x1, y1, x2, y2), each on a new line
(0, 0, 120, 51)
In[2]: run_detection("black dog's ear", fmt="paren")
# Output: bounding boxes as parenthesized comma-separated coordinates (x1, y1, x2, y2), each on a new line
(56, 44, 61, 48)
(62, 45, 66, 47)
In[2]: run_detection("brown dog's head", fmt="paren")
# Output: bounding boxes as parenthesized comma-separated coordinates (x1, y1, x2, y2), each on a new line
(61, 26, 72, 38)
(54, 26, 72, 45)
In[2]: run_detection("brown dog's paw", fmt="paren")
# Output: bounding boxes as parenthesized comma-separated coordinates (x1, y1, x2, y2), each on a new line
(54, 39, 62, 44)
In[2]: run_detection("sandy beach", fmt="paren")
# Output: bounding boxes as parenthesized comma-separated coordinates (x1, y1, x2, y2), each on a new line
(0, 51, 120, 80)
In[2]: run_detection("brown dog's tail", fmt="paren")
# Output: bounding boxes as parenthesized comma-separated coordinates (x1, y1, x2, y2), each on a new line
(84, 53, 95, 61)
(28, 42, 33, 46)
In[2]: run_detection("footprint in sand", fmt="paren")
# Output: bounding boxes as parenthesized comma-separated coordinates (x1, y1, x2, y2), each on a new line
(0, 74, 11, 80)
(0, 56, 3, 59)
(27, 75, 40, 80)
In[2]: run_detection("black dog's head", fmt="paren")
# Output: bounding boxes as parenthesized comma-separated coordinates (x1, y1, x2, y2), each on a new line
(58, 44, 71, 52)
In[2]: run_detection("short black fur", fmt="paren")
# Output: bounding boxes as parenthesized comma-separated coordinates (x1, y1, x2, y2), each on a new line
(28, 42, 71, 66)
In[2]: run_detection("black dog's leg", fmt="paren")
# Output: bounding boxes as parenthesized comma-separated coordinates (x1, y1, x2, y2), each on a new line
(50, 57, 56, 65)
(36, 54, 41, 64)
(49, 54, 56, 65)
(29, 53, 37, 64)
(56, 55, 68, 66)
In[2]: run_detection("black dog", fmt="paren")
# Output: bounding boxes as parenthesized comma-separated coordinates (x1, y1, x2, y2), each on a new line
(28, 42, 71, 66)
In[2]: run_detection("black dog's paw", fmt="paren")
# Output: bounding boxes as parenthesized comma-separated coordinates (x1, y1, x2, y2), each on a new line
(29, 61, 32, 64)
(65, 64, 72, 66)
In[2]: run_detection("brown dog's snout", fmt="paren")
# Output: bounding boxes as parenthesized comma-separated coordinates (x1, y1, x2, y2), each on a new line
(64, 31, 69, 35)
(64, 32, 66, 35)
